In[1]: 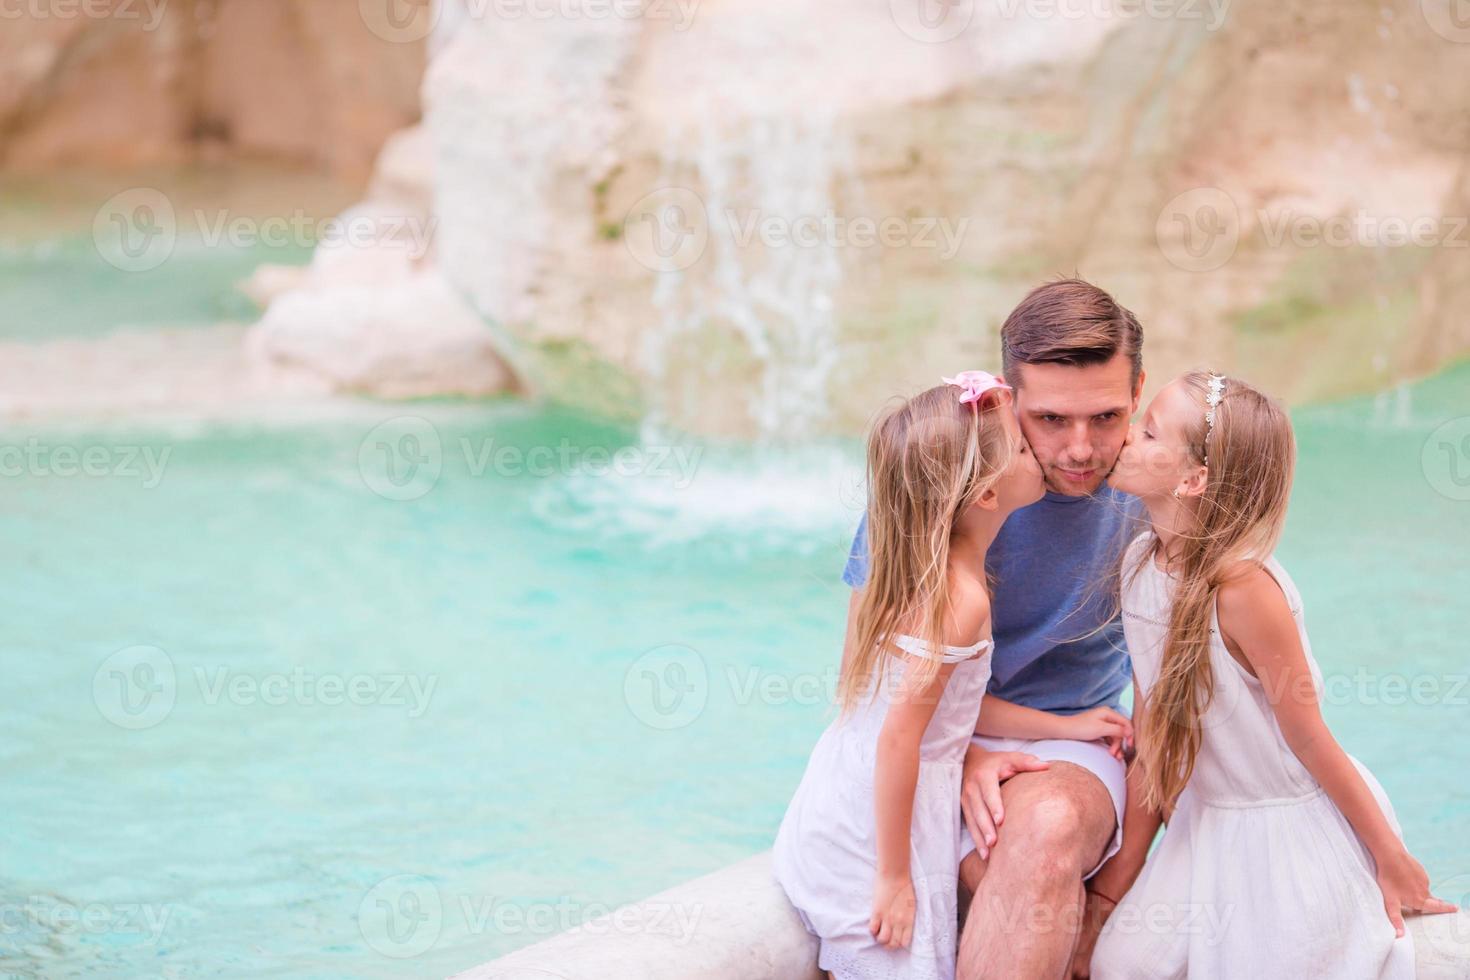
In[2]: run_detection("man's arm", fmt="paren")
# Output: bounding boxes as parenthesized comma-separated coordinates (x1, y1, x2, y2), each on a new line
(841, 512, 870, 589)
(838, 588, 861, 679)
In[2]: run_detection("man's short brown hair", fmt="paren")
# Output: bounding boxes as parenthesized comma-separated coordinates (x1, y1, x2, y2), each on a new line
(1000, 279, 1143, 386)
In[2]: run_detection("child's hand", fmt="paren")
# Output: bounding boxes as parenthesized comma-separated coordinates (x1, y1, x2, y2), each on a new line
(1374, 844, 1458, 937)
(1063, 706, 1133, 759)
(960, 748, 1051, 859)
(868, 871, 917, 949)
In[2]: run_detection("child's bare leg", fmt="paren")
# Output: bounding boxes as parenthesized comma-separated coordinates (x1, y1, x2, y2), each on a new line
(958, 849, 988, 929)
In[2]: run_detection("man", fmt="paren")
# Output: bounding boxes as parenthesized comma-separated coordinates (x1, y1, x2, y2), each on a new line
(841, 278, 1152, 978)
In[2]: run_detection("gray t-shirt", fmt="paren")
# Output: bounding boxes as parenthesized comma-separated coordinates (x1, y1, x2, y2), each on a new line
(842, 486, 1144, 715)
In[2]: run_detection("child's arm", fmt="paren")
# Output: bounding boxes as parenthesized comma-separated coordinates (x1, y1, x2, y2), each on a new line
(871, 654, 960, 949)
(1218, 566, 1457, 936)
(870, 585, 990, 950)
(975, 695, 1133, 759)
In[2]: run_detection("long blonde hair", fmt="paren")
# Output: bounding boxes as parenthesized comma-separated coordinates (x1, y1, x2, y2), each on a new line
(1132, 370, 1296, 811)
(840, 384, 1019, 713)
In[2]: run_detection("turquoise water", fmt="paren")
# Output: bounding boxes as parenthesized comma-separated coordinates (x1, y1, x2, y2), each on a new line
(0, 167, 340, 340)
(0, 233, 310, 340)
(0, 406, 866, 977)
(1, 181, 1467, 976)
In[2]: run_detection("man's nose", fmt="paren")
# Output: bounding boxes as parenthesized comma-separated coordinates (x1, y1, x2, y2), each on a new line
(1065, 422, 1093, 460)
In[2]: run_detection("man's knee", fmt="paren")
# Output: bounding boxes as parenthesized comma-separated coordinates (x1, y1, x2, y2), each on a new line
(997, 765, 1115, 876)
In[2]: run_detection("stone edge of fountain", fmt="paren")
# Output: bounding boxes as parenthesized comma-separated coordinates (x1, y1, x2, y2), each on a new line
(449, 851, 821, 980)
(451, 849, 1470, 980)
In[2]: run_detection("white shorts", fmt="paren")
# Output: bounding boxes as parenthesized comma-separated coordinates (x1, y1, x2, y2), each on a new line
(960, 734, 1126, 881)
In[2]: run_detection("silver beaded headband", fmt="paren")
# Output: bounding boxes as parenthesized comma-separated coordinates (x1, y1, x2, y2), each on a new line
(1203, 373, 1226, 466)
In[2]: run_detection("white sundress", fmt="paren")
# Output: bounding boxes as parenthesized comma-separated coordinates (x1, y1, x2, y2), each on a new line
(772, 633, 993, 980)
(1092, 534, 1414, 980)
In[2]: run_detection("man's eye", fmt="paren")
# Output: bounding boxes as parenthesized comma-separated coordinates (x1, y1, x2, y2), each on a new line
(1095, 412, 1119, 422)
(1043, 415, 1064, 424)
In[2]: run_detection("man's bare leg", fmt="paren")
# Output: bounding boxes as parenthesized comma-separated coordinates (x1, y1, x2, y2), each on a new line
(956, 762, 1116, 980)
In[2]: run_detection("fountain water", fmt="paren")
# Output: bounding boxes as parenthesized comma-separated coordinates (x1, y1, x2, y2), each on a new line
(639, 111, 853, 445)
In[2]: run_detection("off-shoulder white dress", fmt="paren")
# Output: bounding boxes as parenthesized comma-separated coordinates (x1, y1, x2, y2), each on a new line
(773, 634, 992, 980)
(1092, 534, 1414, 979)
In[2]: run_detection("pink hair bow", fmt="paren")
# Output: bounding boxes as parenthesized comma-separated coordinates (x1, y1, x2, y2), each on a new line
(942, 370, 1011, 407)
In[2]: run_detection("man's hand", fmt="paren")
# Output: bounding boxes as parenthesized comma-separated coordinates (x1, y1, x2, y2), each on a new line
(960, 747, 1050, 859)
(1069, 888, 1116, 978)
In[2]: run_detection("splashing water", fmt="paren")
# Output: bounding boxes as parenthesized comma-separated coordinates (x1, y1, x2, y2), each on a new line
(530, 441, 864, 552)
(550, 111, 867, 542)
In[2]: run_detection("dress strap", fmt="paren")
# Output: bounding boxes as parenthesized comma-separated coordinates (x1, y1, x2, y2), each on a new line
(892, 633, 994, 664)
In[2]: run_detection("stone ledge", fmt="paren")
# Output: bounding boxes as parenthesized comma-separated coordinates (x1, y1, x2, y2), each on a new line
(455, 850, 1470, 980)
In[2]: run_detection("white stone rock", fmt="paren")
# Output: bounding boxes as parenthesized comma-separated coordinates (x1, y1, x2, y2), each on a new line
(247, 271, 513, 399)
(368, 124, 435, 215)
(237, 263, 310, 308)
(305, 200, 435, 287)
(238, 121, 514, 401)
(417, 0, 1470, 436)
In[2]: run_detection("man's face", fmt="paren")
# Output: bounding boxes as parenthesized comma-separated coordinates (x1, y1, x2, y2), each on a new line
(1010, 351, 1143, 496)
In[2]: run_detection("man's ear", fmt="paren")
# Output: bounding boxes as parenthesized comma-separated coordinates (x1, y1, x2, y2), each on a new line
(1131, 368, 1146, 413)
